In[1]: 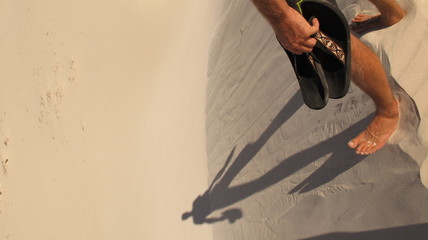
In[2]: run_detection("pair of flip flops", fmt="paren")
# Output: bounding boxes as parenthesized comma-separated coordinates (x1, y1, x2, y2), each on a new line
(280, 0, 351, 109)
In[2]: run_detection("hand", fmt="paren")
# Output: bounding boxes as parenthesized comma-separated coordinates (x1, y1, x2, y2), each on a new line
(274, 8, 319, 54)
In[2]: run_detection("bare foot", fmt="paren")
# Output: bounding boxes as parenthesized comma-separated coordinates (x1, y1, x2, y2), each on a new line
(348, 102, 399, 155)
(352, 13, 381, 24)
(350, 11, 405, 33)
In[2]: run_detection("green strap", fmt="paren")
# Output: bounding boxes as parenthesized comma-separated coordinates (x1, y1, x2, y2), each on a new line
(295, 0, 304, 14)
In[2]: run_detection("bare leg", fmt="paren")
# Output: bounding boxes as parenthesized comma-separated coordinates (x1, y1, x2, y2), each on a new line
(348, 35, 399, 155)
(351, 0, 406, 33)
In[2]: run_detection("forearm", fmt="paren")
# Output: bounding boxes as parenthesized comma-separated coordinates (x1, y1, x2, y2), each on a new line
(251, 0, 293, 29)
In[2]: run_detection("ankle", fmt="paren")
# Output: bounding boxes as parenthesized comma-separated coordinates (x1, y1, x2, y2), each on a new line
(382, 10, 406, 25)
(376, 100, 399, 118)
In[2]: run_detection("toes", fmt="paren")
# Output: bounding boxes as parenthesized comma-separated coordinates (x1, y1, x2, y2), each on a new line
(356, 142, 369, 155)
(349, 132, 379, 155)
(352, 14, 371, 23)
(354, 143, 367, 155)
(353, 13, 366, 19)
(348, 140, 356, 149)
(360, 141, 383, 155)
(368, 141, 383, 155)
(348, 133, 365, 149)
(352, 13, 381, 22)
(363, 142, 376, 155)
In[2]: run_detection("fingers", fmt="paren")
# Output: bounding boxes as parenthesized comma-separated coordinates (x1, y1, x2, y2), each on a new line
(295, 18, 319, 53)
(283, 36, 317, 54)
(308, 17, 320, 35)
(302, 37, 317, 48)
(286, 46, 311, 55)
(279, 41, 310, 55)
(276, 17, 320, 54)
(295, 38, 317, 54)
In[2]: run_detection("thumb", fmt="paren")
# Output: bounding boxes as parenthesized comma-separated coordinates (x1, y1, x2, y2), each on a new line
(309, 17, 320, 34)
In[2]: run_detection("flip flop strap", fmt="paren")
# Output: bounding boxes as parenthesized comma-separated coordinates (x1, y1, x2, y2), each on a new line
(313, 31, 346, 65)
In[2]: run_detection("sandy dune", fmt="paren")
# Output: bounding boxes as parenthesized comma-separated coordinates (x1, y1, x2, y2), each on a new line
(182, 0, 428, 239)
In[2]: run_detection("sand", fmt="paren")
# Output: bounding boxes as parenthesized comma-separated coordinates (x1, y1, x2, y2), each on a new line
(0, 0, 223, 239)
(1, 0, 427, 239)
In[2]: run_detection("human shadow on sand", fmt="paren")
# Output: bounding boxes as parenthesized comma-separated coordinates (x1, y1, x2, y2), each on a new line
(182, 92, 370, 224)
(300, 223, 428, 240)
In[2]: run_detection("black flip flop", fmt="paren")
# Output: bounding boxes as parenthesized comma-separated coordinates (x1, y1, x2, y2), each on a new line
(300, 0, 351, 99)
(278, 37, 329, 110)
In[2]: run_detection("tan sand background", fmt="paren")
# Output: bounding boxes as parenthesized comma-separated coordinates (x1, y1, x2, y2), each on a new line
(0, 0, 224, 239)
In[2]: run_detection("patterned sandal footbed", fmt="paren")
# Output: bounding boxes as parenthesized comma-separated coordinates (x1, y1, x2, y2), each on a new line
(277, 37, 329, 109)
(312, 30, 345, 65)
(311, 30, 349, 99)
(301, 0, 351, 99)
